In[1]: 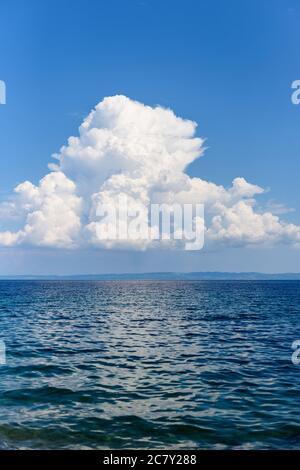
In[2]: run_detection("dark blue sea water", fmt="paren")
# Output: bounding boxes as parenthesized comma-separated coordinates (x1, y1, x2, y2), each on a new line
(0, 280, 300, 449)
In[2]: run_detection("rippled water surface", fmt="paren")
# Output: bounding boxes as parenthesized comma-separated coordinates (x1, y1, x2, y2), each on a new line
(0, 280, 300, 449)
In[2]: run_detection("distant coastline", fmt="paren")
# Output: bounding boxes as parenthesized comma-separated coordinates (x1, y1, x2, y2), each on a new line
(1, 272, 300, 281)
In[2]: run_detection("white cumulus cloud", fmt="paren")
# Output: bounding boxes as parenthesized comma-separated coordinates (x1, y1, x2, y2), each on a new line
(0, 95, 299, 249)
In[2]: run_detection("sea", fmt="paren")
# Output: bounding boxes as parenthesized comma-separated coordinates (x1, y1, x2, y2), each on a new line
(0, 280, 299, 449)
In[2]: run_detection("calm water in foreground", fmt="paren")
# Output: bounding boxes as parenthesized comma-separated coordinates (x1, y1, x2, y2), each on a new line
(0, 280, 299, 449)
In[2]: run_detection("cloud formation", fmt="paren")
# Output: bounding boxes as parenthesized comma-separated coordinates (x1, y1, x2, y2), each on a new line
(0, 95, 300, 249)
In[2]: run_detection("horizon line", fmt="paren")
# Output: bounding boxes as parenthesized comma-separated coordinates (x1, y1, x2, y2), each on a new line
(1, 271, 300, 280)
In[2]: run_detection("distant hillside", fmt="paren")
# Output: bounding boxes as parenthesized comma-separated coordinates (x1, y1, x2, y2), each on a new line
(1, 272, 300, 280)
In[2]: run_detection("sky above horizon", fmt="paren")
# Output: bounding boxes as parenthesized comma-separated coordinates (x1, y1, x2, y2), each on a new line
(0, 0, 300, 274)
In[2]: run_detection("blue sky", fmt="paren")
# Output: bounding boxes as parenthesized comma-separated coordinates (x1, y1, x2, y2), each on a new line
(0, 0, 300, 274)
